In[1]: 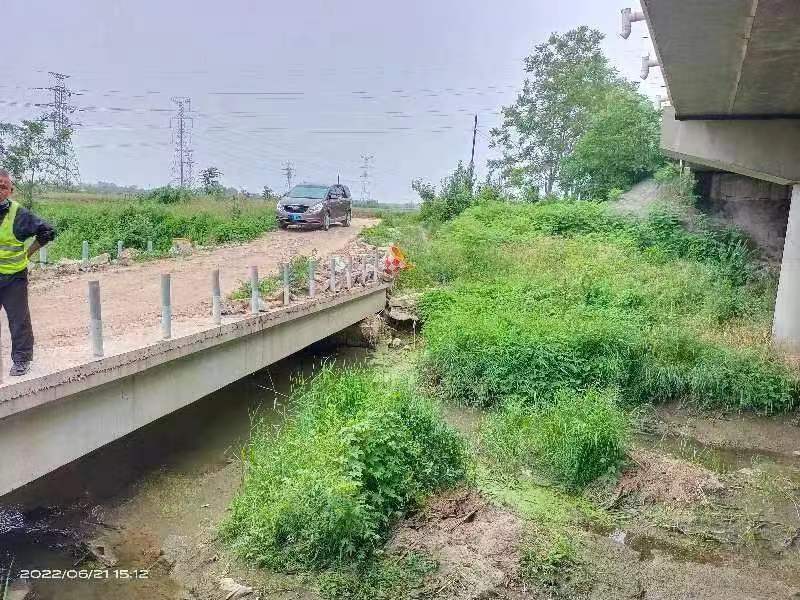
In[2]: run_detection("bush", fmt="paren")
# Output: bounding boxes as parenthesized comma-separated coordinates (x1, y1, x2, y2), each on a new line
(483, 389, 629, 488)
(223, 368, 468, 570)
(37, 198, 277, 261)
(140, 186, 193, 204)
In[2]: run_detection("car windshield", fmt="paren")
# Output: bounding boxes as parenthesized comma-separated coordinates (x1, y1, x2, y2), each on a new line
(287, 185, 328, 200)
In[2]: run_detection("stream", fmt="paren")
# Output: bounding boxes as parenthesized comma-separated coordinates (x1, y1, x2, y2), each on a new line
(0, 342, 370, 599)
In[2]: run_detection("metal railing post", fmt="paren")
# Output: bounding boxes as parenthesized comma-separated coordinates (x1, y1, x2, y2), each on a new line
(361, 255, 368, 286)
(308, 259, 316, 298)
(81, 240, 89, 268)
(88, 280, 104, 357)
(161, 274, 172, 339)
(250, 266, 260, 314)
(330, 256, 337, 293)
(211, 269, 221, 325)
(283, 262, 290, 306)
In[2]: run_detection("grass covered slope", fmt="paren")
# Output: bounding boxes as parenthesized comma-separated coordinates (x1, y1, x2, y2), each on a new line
(36, 198, 277, 262)
(223, 368, 468, 571)
(375, 201, 797, 414)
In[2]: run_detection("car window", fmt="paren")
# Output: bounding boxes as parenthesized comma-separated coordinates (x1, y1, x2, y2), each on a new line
(287, 185, 328, 199)
(342, 186, 351, 198)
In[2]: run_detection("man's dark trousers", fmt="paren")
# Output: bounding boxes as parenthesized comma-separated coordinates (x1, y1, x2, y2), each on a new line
(0, 275, 33, 363)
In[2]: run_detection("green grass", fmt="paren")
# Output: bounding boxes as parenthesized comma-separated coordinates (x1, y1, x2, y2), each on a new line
(223, 367, 468, 571)
(483, 389, 629, 488)
(317, 553, 436, 600)
(519, 526, 578, 589)
(359, 211, 424, 247)
(34, 196, 277, 262)
(397, 201, 796, 414)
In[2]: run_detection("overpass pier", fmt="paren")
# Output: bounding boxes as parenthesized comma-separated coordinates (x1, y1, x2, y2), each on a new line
(0, 284, 389, 497)
(634, 0, 800, 352)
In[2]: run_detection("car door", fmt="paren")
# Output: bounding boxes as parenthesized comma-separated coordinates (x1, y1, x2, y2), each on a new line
(328, 186, 344, 219)
(342, 186, 352, 215)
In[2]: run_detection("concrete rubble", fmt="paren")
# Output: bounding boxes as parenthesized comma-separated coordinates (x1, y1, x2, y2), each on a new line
(219, 576, 256, 599)
(387, 292, 421, 323)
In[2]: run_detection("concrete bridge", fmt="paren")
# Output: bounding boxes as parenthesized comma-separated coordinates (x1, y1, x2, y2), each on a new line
(0, 283, 389, 497)
(628, 0, 800, 351)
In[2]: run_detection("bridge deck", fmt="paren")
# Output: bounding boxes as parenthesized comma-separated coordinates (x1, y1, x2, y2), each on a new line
(0, 284, 389, 496)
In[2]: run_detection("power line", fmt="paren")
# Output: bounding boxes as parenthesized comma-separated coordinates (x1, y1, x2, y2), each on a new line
(34, 71, 81, 186)
(170, 96, 194, 187)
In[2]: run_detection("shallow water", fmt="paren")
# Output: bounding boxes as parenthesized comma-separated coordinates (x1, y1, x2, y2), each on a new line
(0, 343, 369, 599)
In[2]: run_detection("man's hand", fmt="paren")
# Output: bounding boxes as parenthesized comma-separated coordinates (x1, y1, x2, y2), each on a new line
(27, 240, 42, 259)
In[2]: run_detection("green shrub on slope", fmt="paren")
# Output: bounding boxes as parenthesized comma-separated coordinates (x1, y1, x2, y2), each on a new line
(224, 368, 468, 570)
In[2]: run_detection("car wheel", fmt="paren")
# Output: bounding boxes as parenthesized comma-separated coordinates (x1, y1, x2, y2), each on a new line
(343, 210, 352, 227)
(322, 212, 330, 231)
(279, 222, 289, 230)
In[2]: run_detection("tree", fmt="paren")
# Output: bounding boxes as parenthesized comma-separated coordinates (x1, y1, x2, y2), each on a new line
(262, 185, 276, 200)
(200, 166, 223, 195)
(0, 120, 52, 209)
(416, 161, 476, 223)
(490, 27, 619, 196)
(560, 86, 663, 200)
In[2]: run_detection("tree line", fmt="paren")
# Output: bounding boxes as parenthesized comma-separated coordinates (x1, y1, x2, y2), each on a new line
(417, 26, 664, 222)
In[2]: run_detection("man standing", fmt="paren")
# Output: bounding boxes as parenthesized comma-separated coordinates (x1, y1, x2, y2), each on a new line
(0, 170, 56, 376)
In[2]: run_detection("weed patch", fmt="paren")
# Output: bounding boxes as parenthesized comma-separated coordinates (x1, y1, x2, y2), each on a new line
(317, 553, 436, 600)
(483, 390, 629, 488)
(223, 368, 468, 571)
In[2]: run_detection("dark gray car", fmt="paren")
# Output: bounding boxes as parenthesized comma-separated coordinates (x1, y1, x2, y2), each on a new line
(276, 183, 352, 231)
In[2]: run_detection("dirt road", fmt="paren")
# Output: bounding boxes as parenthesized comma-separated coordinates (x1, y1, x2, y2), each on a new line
(0, 219, 376, 379)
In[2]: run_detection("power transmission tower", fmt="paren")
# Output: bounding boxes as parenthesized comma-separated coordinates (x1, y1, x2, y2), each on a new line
(35, 71, 80, 187)
(282, 161, 295, 191)
(170, 97, 194, 187)
(469, 114, 478, 181)
(359, 155, 374, 203)
(185, 149, 195, 188)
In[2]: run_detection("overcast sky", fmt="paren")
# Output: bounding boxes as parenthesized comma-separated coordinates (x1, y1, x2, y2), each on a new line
(3, 0, 661, 203)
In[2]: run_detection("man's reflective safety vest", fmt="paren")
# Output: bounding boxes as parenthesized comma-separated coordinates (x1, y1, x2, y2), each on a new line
(0, 201, 29, 275)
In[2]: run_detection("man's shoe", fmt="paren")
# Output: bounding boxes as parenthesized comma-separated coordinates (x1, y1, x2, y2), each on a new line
(9, 361, 31, 376)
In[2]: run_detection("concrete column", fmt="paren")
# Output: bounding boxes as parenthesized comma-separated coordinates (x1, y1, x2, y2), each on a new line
(773, 184, 800, 352)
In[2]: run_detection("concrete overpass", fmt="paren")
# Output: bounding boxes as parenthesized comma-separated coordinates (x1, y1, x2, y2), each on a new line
(636, 0, 800, 351)
(0, 284, 389, 497)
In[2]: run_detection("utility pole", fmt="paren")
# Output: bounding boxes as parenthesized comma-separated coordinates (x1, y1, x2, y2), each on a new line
(360, 154, 374, 203)
(35, 71, 80, 187)
(170, 97, 194, 187)
(469, 114, 478, 181)
(282, 161, 295, 192)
